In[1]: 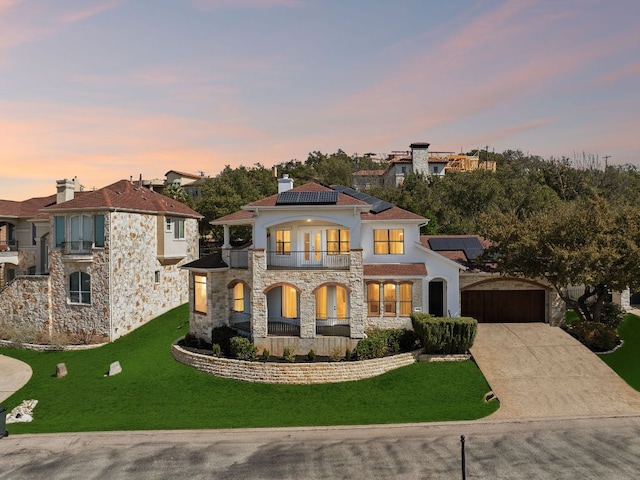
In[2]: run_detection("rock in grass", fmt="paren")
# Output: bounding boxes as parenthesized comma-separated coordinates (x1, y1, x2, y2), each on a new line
(108, 361, 122, 376)
(55, 363, 67, 378)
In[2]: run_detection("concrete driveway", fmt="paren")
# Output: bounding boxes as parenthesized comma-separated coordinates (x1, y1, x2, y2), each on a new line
(470, 323, 640, 419)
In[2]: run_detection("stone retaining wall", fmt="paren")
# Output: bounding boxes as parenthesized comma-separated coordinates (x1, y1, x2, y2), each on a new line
(172, 342, 419, 384)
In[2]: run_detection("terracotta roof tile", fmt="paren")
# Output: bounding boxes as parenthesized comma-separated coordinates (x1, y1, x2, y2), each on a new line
(212, 210, 254, 224)
(363, 263, 427, 277)
(361, 206, 425, 221)
(43, 180, 201, 217)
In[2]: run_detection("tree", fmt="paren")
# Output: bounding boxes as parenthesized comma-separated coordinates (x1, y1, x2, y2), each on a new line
(162, 184, 188, 204)
(480, 196, 640, 323)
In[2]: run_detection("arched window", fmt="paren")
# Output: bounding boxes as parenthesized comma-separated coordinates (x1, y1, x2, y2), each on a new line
(233, 283, 245, 312)
(69, 271, 91, 304)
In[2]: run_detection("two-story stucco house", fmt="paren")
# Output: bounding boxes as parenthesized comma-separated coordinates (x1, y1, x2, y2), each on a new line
(0, 178, 201, 342)
(184, 177, 462, 355)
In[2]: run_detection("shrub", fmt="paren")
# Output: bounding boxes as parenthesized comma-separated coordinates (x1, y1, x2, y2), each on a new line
(411, 313, 477, 354)
(212, 343, 222, 356)
(211, 326, 237, 356)
(345, 347, 353, 361)
(365, 328, 419, 354)
(566, 321, 618, 352)
(282, 346, 295, 362)
(261, 348, 270, 360)
(599, 302, 623, 329)
(307, 349, 316, 361)
(330, 347, 343, 362)
(353, 335, 387, 360)
(229, 336, 258, 360)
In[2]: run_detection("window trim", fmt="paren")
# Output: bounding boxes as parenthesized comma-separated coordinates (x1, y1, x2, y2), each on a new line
(366, 281, 413, 317)
(373, 229, 404, 255)
(194, 274, 207, 314)
(69, 271, 91, 305)
(327, 228, 350, 255)
(275, 229, 291, 255)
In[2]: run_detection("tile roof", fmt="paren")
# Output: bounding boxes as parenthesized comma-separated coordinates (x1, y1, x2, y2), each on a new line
(43, 180, 202, 217)
(165, 170, 203, 180)
(360, 206, 424, 221)
(363, 263, 427, 277)
(211, 210, 254, 224)
(245, 182, 369, 208)
(0, 194, 57, 218)
(182, 252, 228, 269)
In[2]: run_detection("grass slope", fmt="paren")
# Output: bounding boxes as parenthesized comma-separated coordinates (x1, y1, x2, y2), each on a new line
(600, 313, 640, 391)
(1, 305, 498, 433)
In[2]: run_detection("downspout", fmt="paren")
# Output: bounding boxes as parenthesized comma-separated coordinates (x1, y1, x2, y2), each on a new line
(108, 210, 114, 341)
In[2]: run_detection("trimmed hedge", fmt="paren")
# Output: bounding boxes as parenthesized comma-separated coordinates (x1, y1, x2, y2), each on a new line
(411, 313, 477, 354)
(229, 336, 258, 360)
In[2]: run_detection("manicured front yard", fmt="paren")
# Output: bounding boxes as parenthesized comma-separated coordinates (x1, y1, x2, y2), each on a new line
(600, 313, 640, 390)
(1, 305, 498, 433)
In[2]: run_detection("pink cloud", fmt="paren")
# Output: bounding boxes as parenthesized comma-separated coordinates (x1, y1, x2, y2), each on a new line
(61, 0, 124, 23)
(594, 63, 640, 86)
(191, 0, 302, 10)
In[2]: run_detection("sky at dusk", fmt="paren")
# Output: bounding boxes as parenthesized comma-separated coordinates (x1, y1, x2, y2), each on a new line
(1, 0, 639, 200)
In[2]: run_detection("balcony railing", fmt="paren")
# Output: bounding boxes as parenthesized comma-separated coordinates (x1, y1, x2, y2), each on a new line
(266, 251, 350, 270)
(63, 241, 94, 255)
(0, 240, 18, 252)
(267, 317, 300, 336)
(316, 317, 350, 337)
(229, 250, 249, 269)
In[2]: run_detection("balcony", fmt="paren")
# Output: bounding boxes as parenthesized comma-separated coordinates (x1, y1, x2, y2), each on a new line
(316, 317, 350, 337)
(266, 251, 350, 270)
(229, 250, 249, 269)
(267, 317, 300, 336)
(63, 241, 94, 255)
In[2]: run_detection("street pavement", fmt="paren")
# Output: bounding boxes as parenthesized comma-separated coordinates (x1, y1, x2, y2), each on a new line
(2, 416, 640, 479)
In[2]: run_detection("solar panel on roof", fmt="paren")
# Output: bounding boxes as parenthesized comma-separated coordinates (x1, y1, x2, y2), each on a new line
(331, 185, 393, 213)
(276, 190, 338, 205)
(428, 236, 484, 262)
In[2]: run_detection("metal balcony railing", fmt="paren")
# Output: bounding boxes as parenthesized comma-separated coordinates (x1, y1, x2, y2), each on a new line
(316, 317, 350, 337)
(266, 251, 350, 270)
(63, 241, 94, 254)
(267, 317, 300, 336)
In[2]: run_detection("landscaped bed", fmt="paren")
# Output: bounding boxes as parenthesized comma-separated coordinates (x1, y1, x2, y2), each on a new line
(0, 304, 498, 433)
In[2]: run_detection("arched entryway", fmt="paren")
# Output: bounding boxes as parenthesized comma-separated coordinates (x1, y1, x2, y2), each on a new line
(264, 283, 300, 336)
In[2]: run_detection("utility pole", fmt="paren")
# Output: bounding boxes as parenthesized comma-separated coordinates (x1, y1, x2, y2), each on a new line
(603, 155, 611, 169)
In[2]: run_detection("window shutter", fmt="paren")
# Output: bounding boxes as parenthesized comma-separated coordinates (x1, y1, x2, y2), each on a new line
(55, 217, 65, 248)
(94, 214, 105, 247)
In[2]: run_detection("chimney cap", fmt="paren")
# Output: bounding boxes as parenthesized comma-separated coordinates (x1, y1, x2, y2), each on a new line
(410, 142, 430, 149)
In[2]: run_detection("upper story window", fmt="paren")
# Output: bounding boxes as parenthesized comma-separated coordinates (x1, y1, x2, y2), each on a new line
(69, 271, 91, 304)
(275, 229, 291, 255)
(165, 217, 185, 239)
(374, 229, 404, 254)
(174, 219, 185, 239)
(327, 229, 350, 255)
(55, 214, 105, 252)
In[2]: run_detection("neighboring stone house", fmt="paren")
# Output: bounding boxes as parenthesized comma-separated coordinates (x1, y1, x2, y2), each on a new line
(184, 178, 463, 355)
(0, 179, 201, 342)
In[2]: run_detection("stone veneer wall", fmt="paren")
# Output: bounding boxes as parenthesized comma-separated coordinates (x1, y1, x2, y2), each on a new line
(0, 275, 51, 331)
(172, 341, 419, 384)
(460, 272, 564, 326)
(109, 212, 198, 339)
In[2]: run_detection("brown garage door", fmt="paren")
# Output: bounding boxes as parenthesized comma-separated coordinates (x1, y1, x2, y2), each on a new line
(462, 290, 545, 323)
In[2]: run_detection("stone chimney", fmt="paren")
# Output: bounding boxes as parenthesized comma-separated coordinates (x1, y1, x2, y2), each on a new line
(278, 174, 294, 193)
(410, 142, 430, 176)
(56, 178, 76, 204)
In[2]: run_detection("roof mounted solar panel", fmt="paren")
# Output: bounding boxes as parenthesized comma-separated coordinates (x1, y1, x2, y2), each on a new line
(276, 190, 338, 205)
(331, 185, 393, 213)
(428, 236, 485, 261)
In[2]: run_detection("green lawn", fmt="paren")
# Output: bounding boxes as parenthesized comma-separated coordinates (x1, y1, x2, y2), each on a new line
(1, 305, 498, 433)
(600, 313, 640, 390)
